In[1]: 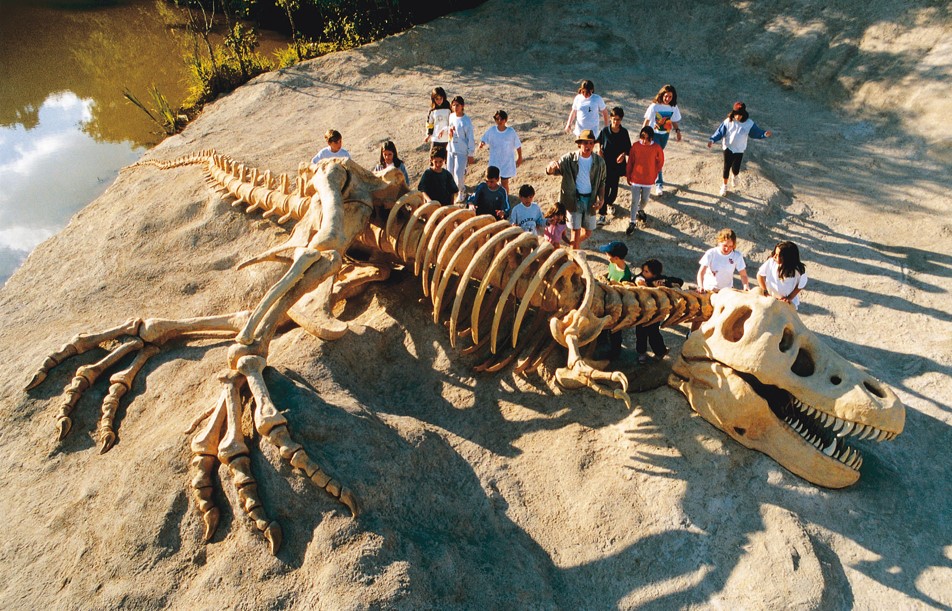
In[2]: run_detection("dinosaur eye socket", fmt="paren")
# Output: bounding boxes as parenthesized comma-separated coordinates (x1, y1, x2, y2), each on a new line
(792, 348, 815, 377)
(779, 327, 794, 353)
(721, 306, 751, 342)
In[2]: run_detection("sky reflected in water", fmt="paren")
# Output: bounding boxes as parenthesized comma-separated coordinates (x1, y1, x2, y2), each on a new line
(0, 92, 143, 283)
(0, 0, 289, 284)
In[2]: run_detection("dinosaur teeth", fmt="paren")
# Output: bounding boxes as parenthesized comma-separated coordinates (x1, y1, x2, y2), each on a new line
(832, 417, 846, 432)
(823, 439, 837, 456)
(837, 421, 855, 437)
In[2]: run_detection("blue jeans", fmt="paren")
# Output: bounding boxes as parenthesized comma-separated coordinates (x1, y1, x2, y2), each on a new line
(653, 131, 671, 186)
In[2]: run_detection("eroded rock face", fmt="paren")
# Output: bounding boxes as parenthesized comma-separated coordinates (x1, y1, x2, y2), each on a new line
(670, 290, 904, 488)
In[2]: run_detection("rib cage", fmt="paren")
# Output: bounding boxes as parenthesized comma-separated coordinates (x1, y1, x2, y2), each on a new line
(368, 193, 714, 372)
(148, 153, 714, 373)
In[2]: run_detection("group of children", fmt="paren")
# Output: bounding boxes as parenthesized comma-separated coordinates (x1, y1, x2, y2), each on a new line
(310, 82, 804, 365)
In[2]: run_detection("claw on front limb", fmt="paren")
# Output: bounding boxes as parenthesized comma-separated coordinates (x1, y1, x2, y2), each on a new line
(28, 313, 251, 451)
(554, 332, 632, 410)
(549, 250, 631, 408)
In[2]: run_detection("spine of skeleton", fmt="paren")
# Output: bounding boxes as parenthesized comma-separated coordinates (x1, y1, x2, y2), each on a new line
(126, 150, 312, 225)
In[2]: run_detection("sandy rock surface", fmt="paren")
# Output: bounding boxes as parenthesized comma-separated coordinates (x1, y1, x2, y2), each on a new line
(0, 0, 950, 608)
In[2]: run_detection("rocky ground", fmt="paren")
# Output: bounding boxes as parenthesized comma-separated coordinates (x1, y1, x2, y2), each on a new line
(0, 0, 949, 608)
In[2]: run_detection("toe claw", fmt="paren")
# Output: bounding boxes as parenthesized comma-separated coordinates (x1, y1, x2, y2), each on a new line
(202, 507, 220, 542)
(99, 430, 116, 454)
(340, 488, 359, 517)
(57, 416, 72, 440)
(264, 522, 282, 555)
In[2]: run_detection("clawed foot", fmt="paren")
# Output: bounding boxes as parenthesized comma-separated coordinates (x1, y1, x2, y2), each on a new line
(189, 356, 358, 554)
(26, 319, 161, 454)
(556, 358, 631, 409)
(26, 315, 358, 555)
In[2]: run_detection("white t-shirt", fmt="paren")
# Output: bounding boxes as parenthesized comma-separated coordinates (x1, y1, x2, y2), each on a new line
(311, 147, 350, 164)
(480, 126, 522, 178)
(571, 93, 607, 135)
(644, 103, 682, 134)
(429, 108, 451, 143)
(699, 246, 746, 291)
(509, 202, 545, 235)
(758, 258, 808, 308)
(576, 154, 593, 194)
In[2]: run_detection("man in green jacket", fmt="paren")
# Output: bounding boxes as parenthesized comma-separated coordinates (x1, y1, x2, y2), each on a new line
(545, 129, 606, 249)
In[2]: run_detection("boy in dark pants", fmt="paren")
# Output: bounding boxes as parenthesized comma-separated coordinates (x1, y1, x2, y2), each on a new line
(634, 258, 681, 364)
(594, 241, 633, 361)
(595, 107, 631, 224)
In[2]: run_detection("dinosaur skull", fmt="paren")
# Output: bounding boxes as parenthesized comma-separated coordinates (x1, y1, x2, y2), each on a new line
(670, 290, 904, 488)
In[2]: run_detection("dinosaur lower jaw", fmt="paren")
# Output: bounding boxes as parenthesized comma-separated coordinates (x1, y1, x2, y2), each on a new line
(735, 371, 897, 473)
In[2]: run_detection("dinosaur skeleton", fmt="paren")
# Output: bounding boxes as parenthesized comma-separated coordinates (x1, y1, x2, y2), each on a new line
(24, 151, 903, 553)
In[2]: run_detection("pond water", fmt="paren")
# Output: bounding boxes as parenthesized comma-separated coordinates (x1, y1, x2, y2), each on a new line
(0, 0, 288, 284)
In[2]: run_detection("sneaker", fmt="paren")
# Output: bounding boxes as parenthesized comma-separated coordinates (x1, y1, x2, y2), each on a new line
(597, 215, 607, 225)
(636, 210, 647, 223)
(655, 347, 670, 360)
(652, 184, 663, 196)
(729, 175, 736, 189)
(719, 184, 728, 196)
(607, 205, 616, 216)
(626, 222, 636, 236)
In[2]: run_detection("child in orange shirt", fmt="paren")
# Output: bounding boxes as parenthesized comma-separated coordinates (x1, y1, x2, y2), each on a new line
(625, 126, 664, 235)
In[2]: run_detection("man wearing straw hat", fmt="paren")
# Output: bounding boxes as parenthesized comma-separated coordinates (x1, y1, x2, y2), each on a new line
(545, 129, 606, 250)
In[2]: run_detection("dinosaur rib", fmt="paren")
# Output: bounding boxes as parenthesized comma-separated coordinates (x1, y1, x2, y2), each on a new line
(420, 207, 474, 297)
(491, 241, 554, 353)
(430, 215, 498, 309)
(432, 219, 509, 324)
(447, 226, 524, 346)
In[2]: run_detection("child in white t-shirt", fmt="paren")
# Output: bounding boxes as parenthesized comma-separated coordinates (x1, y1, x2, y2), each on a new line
(509, 184, 545, 235)
(565, 79, 609, 136)
(757, 241, 808, 309)
(697, 228, 750, 293)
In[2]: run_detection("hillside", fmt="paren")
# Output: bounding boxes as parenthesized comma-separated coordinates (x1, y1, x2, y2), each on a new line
(0, 0, 949, 608)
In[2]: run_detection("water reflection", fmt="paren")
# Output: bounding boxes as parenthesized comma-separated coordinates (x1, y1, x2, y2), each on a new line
(0, 92, 143, 283)
(0, 0, 289, 284)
